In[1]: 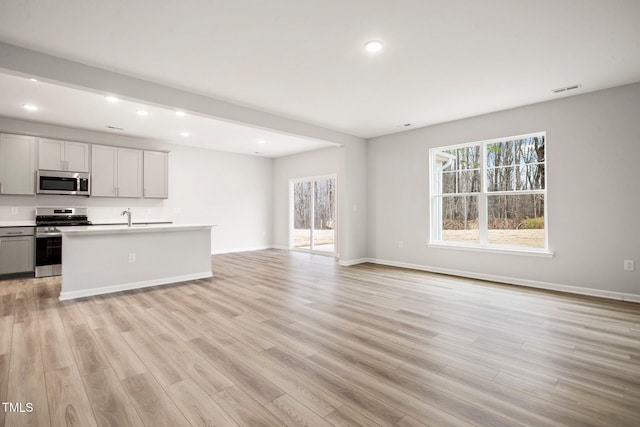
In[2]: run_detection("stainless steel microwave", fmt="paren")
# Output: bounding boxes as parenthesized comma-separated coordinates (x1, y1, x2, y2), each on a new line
(36, 170, 90, 196)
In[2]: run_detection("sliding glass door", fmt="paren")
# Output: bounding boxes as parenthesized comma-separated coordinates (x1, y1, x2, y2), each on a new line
(291, 176, 336, 254)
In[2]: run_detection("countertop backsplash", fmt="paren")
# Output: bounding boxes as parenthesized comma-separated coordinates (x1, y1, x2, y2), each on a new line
(0, 204, 174, 225)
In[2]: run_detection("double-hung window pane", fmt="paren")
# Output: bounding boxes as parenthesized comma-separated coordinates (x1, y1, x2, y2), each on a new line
(431, 133, 546, 250)
(433, 146, 481, 243)
(487, 194, 545, 247)
(486, 138, 545, 192)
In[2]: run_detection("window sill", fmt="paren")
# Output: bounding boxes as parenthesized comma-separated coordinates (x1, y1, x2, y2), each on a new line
(426, 242, 554, 258)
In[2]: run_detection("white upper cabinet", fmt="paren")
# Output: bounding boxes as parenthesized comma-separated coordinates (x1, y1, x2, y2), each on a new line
(91, 145, 142, 198)
(90, 144, 117, 197)
(143, 151, 168, 199)
(0, 134, 37, 195)
(117, 148, 143, 198)
(38, 138, 64, 171)
(38, 138, 90, 172)
(65, 141, 90, 172)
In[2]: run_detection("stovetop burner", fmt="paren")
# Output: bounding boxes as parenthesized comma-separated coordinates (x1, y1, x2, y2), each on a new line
(35, 207, 91, 227)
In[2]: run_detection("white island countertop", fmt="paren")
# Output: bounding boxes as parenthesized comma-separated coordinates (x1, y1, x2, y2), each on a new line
(89, 218, 173, 226)
(59, 223, 213, 300)
(58, 223, 213, 235)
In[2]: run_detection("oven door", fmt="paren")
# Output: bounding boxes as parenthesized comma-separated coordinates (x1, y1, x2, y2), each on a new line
(35, 233, 62, 277)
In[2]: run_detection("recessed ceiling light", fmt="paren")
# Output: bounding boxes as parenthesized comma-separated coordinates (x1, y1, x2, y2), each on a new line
(175, 111, 187, 117)
(23, 104, 38, 111)
(29, 78, 39, 82)
(136, 109, 149, 116)
(364, 40, 384, 53)
(258, 140, 266, 144)
(105, 96, 119, 103)
(180, 132, 190, 137)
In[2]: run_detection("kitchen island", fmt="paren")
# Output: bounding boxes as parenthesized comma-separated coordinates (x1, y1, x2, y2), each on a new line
(58, 223, 213, 300)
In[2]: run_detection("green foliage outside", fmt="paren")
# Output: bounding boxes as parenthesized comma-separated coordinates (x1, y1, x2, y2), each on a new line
(520, 216, 544, 229)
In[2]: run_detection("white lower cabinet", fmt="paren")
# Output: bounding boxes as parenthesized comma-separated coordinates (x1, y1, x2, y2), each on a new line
(0, 228, 35, 275)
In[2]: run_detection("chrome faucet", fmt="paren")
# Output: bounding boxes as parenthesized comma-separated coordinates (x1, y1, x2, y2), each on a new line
(121, 208, 132, 227)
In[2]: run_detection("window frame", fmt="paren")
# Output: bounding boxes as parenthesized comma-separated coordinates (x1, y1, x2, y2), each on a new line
(428, 132, 552, 256)
(289, 174, 338, 256)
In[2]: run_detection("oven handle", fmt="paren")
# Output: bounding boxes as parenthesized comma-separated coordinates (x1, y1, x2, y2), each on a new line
(36, 232, 62, 238)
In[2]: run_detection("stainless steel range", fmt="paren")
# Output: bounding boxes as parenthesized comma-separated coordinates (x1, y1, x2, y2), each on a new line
(35, 207, 91, 278)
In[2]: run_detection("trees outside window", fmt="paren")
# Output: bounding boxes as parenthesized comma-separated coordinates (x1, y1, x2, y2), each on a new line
(291, 176, 336, 254)
(430, 132, 546, 250)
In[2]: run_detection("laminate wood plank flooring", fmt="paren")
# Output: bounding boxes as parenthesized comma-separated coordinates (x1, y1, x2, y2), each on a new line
(0, 249, 639, 426)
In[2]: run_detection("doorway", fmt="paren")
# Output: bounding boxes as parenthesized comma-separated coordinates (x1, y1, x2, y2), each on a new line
(290, 175, 336, 255)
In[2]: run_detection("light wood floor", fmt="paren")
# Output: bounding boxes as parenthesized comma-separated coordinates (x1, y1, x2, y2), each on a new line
(1, 249, 639, 426)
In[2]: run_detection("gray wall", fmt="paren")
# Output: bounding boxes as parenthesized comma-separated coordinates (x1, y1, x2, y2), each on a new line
(367, 83, 640, 299)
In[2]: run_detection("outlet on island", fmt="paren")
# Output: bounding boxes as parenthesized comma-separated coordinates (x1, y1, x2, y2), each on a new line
(128, 253, 136, 263)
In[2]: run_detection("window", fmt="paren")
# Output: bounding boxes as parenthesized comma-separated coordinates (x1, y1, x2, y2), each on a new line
(290, 176, 337, 254)
(430, 132, 547, 252)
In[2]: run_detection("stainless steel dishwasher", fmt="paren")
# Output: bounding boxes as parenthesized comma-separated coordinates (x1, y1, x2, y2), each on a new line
(0, 227, 35, 277)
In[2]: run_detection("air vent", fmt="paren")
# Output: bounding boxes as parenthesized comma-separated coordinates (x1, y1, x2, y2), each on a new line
(106, 125, 124, 130)
(552, 84, 582, 94)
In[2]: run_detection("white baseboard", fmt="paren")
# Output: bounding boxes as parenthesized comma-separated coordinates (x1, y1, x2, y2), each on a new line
(212, 245, 275, 254)
(364, 258, 640, 303)
(338, 258, 369, 266)
(59, 271, 213, 301)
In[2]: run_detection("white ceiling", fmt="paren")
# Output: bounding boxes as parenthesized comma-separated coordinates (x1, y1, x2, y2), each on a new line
(0, 73, 335, 157)
(0, 0, 639, 146)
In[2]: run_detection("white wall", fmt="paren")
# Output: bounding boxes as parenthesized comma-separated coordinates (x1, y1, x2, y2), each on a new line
(367, 83, 640, 300)
(0, 117, 273, 254)
(170, 144, 272, 253)
(272, 146, 340, 249)
(338, 140, 368, 264)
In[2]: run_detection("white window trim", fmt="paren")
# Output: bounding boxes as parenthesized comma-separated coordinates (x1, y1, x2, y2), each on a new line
(429, 132, 551, 255)
(426, 242, 554, 258)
